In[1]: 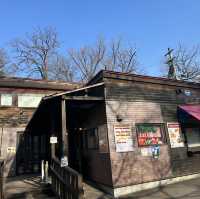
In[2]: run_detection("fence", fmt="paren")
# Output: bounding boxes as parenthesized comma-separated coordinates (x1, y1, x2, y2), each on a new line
(50, 157, 84, 199)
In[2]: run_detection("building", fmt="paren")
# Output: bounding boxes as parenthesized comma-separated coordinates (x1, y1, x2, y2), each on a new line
(0, 76, 79, 177)
(26, 70, 200, 197)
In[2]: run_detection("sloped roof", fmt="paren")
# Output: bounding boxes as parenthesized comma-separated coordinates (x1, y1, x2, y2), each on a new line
(0, 76, 80, 91)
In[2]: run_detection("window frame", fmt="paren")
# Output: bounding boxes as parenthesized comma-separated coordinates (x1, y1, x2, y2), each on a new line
(136, 123, 166, 147)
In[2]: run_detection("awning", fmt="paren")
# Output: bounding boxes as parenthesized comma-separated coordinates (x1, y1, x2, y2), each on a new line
(178, 105, 200, 121)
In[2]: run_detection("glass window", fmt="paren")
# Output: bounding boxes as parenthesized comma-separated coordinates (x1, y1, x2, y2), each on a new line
(18, 94, 44, 108)
(136, 124, 165, 146)
(1, 94, 13, 106)
(185, 128, 200, 148)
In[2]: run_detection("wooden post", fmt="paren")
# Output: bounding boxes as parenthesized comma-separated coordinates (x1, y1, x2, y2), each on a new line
(51, 143, 55, 158)
(61, 99, 68, 158)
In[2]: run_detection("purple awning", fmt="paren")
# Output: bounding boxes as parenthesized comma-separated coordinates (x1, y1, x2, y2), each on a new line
(179, 105, 200, 121)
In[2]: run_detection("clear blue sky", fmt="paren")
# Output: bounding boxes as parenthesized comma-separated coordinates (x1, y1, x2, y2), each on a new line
(0, 0, 200, 77)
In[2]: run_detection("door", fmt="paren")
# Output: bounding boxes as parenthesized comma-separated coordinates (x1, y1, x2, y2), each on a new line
(16, 132, 46, 175)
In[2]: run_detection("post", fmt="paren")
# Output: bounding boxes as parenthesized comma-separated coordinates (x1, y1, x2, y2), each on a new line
(61, 99, 68, 158)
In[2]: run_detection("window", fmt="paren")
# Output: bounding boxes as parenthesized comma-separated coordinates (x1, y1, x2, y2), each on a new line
(136, 123, 165, 146)
(87, 128, 99, 149)
(185, 128, 200, 148)
(18, 94, 44, 108)
(1, 94, 13, 106)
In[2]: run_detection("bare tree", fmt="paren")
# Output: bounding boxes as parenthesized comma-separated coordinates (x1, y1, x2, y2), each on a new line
(0, 48, 8, 76)
(165, 45, 200, 82)
(11, 27, 59, 79)
(68, 39, 106, 82)
(103, 38, 137, 73)
(49, 54, 74, 82)
(68, 38, 138, 82)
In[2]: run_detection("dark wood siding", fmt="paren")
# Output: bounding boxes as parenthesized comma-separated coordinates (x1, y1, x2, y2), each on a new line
(104, 79, 200, 187)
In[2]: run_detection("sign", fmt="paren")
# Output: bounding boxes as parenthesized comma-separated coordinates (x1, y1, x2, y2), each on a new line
(7, 147, 16, 153)
(151, 145, 160, 159)
(50, 136, 57, 144)
(140, 147, 152, 156)
(167, 123, 184, 148)
(61, 156, 68, 167)
(137, 125, 163, 146)
(114, 125, 134, 152)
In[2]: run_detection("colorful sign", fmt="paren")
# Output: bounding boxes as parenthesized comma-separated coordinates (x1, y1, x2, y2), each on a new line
(167, 123, 184, 148)
(114, 125, 134, 152)
(137, 125, 163, 146)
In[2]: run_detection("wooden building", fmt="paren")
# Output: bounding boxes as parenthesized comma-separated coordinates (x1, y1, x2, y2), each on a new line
(27, 70, 200, 197)
(0, 76, 78, 177)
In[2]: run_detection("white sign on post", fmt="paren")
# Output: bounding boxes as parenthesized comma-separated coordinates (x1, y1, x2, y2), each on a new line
(61, 156, 68, 167)
(114, 125, 134, 152)
(50, 136, 57, 144)
(167, 123, 184, 148)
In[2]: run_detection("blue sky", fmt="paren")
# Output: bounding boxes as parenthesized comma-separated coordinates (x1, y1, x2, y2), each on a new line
(0, 0, 200, 77)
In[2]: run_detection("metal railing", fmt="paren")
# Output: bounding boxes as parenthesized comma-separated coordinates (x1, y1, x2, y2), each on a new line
(50, 157, 84, 199)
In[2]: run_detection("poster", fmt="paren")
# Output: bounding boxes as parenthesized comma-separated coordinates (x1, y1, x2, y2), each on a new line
(167, 123, 184, 148)
(137, 125, 163, 146)
(140, 147, 152, 156)
(114, 125, 134, 152)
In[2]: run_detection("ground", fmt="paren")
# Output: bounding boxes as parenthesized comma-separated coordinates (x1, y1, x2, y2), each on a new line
(4, 175, 200, 199)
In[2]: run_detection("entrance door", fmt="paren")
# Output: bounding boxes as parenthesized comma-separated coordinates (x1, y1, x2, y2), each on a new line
(16, 132, 44, 175)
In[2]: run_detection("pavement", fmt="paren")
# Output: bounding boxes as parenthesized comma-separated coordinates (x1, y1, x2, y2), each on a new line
(4, 175, 200, 199)
(4, 175, 56, 199)
(119, 177, 200, 199)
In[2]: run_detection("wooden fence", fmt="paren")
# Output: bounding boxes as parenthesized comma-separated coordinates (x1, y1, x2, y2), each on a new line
(50, 157, 84, 199)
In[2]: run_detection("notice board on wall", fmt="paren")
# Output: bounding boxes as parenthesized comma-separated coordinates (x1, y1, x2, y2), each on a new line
(114, 125, 134, 152)
(167, 123, 184, 148)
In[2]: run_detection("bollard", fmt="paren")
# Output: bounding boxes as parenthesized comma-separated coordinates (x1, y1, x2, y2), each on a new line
(41, 160, 44, 182)
(45, 161, 49, 183)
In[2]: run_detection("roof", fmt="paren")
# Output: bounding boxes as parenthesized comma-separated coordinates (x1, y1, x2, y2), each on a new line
(0, 76, 80, 91)
(88, 70, 200, 89)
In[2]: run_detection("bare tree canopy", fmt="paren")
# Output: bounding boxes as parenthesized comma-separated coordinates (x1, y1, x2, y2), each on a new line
(0, 48, 8, 76)
(103, 38, 137, 73)
(11, 27, 59, 79)
(8, 28, 139, 82)
(68, 39, 106, 82)
(49, 55, 74, 82)
(68, 38, 138, 82)
(165, 45, 200, 82)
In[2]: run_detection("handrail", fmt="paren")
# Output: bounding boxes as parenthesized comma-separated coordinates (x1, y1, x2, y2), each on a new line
(50, 157, 84, 199)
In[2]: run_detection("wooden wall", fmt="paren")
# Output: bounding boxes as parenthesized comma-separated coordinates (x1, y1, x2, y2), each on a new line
(104, 78, 200, 188)
(0, 88, 65, 177)
(77, 102, 113, 187)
